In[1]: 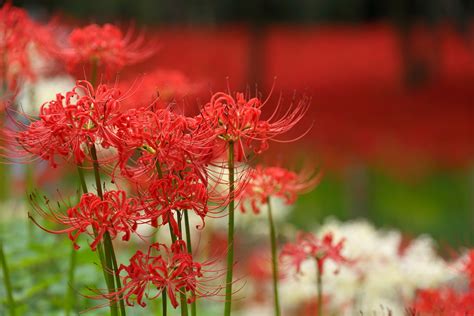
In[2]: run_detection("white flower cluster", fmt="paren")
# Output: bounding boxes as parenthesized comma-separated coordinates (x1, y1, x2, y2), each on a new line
(277, 218, 458, 315)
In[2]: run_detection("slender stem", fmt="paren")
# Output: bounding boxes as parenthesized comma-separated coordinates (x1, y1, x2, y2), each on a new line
(167, 216, 188, 316)
(76, 164, 89, 194)
(65, 245, 77, 316)
(316, 261, 322, 316)
(104, 233, 127, 316)
(89, 145, 122, 316)
(178, 212, 188, 316)
(184, 211, 197, 316)
(90, 145, 104, 199)
(267, 197, 281, 316)
(76, 164, 107, 265)
(0, 240, 16, 316)
(162, 290, 168, 316)
(224, 141, 235, 316)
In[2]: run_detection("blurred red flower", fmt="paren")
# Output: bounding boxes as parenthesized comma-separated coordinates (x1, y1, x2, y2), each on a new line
(239, 165, 321, 214)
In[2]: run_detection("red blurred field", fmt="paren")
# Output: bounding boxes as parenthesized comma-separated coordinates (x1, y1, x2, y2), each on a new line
(135, 23, 474, 173)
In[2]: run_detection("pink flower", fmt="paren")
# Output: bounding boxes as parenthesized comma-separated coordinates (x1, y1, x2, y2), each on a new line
(280, 232, 348, 275)
(239, 165, 321, 214)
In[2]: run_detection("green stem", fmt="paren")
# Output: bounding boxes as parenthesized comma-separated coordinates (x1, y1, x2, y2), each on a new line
(65, 245, 77, 316)
(178, 212, 188, 316)
(76, 164, 89, 194)
(184, 211, 197, 316)
(89, 145, 122, 316)
(76, 164, 108, 280)
(104, 233, 127, 316)
(162, 290, 168, 316)
(25, 164, 34, 246)
(267, 197, 281, 316)
(316, 261, 322, 316)
(224, 141, 235, 316)
(0, 240, 16, 316)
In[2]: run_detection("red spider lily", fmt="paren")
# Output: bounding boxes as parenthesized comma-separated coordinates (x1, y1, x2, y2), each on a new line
(464, 250, 474, 289)
(280, 232, 348, 275)
(143, 169, 209, 237)
(108, 241, 219, 308)
(3, 80, 125, 167)
(409, 288, 474, 316)
(61, 23, 153, 77)
(114, 106, 214, 182)
(239, 165, 321, 214)
(200, 91, 310, 161)
(0, 2, 57, 92)
(29, 190, 141, 251)
(118, 69, 204, 109)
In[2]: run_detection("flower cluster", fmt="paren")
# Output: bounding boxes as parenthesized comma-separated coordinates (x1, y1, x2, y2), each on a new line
(269, 219, 458, 315)
(239, 165, 320, 214)
(61, 23, 152, 76)
(8, 80, 123, 166)
(0, 2, 316, 314)
(409, 250, 474, 315)
(115, 241, 215, 308)
(30, 190, 140, 251)
(201, 92, 310, 161)
(281, 232, 347, 275)
(0, 2, 56, 93)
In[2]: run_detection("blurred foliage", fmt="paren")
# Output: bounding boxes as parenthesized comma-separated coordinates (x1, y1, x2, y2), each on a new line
(290, 168, 473, 249)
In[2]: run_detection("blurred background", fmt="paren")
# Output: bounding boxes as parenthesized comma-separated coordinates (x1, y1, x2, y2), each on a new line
(9, 0, 474, 246)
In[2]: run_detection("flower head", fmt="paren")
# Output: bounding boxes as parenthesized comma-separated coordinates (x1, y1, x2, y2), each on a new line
(410, 288, 474, 316)
(281, 232, 348, 275)
(200, 91, 310, 161)
(113, 241, 217, 308)
(143, 168, 209, 237)
(464, 250, 474, 289)
(239, 165, 321, 214)
(29, 190, 140, 251)
(115, 107, 213, 181)
(4, 80, 125, 167)
(0, 2, 56, 92)
(62, 23, 153, 76)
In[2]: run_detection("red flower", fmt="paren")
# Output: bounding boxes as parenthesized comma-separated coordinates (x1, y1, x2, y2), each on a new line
(29, 190, 141, 251)
(62, 23, 153, 76)
(200, 91, 310, 161)
(464, 250, 474, 290)
(5, 80, 124, 167)
(410, 288, 474, 316)
(280, 232, 348, 275)
(112, 241, 217, 308)
(239, 165, 321, 214)
(118, 69, 203, 109)
(114, 107, 213, 181)
(143, 169, 209, 237)
(0, 2, 56, 92)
